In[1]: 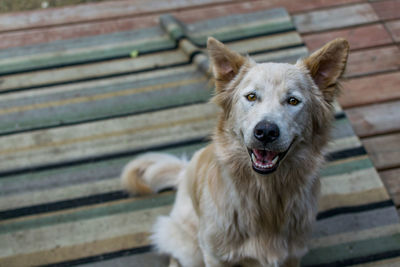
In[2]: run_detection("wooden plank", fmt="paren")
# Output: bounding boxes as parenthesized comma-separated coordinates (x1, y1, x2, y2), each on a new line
(0, 178, 120, 211)
(184, 8, 294, 46)
(293, 3, 379, 34)
(0, 10, 297, 75)
(0, 0, 363, 33)
(339, 72, 400, 108)
(0, 137, 365, 207)
(0, 27, 175, 75)
(0, 101, 356, 173)
(0, 205, 171, 260)
(0, 0, 362, 49)
(345, 100, 400, 137)
(0, 26, 169, 60)
(345, 46, 400, 78)
(380, 168, 400, 207)
(0, 168, 388, 235)
(0, 103, 219, 172)
(0, 45, 305, 136)
(0, 142, 206, 198)
(362, 132, 400, 170)
(0, 50, 189, 91)
(303, 233, 400, 266)
(0, 32, 300, 91)
(0, 15, 160, 50)
(386, 19, 400, 42)
(0, 232, 155, 266)
(173, 0, 363, 24)
(0, 193, 176, 234)
(303, 24, 393, 52)
(252, 46, 308, 64)
(0, 69, 210, 135)
(319, 168, 388, 211)
(0, 0, 230, 33)
(0, 155, 375, 211)
(310, 224, 400, 250)
(352, 256, 400, 267)
(371, 0, 400, 20)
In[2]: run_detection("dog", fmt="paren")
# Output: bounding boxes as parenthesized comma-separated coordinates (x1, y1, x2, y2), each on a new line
(121, 37, 349, 267)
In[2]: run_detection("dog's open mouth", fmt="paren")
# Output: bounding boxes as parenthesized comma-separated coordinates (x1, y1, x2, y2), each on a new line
(248, 149, 281, 174)
(248, 140, 295, 175)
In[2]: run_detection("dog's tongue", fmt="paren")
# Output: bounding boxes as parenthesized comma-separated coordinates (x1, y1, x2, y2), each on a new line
(253, 149, 278, 163)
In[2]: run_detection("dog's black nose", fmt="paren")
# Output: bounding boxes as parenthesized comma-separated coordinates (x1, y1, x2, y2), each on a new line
(254, 121, 280, 143)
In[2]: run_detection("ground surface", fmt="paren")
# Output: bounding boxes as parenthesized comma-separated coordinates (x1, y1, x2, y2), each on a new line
(0, 0, 106, 13)
(0, 1, 399, 266)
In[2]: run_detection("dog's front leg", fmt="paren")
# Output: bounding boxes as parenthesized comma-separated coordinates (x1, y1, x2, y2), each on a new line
(203, 251, 228, 267)
(198, 234, 228, 267)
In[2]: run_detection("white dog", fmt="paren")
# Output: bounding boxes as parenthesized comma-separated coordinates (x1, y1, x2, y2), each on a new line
(121, 37, 349, 267)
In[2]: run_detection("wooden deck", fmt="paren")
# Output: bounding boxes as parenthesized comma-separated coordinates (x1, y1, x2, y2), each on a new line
(0, 0, 399, 266)
(1, 0, 397, 215)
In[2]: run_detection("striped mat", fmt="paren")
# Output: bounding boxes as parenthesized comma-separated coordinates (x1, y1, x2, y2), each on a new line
(0, 8, 399, 267)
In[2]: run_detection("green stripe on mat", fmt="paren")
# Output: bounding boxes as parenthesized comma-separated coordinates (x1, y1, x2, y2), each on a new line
(0, 8, 294, 75)
(0, 120, 361, 195)
(0, 50, 189, 92)
(0, 166, 390, 233)
(0, 33, 175, 75)
(0, 141, 207, 191)
(320, 157, 373, 177)
(0, 32, 302, 93)
(0, 143, 373, 215)
(190, 20, 294, 46)
(186, 8, 293, 46)
(0, 74, 210, 134)
(0, 27, 170, 60)
(0, 193, 174, 234)
(302, 233, 400, 266)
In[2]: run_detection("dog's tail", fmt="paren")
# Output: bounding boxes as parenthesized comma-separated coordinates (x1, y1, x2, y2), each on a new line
(121, 153, 187, 195)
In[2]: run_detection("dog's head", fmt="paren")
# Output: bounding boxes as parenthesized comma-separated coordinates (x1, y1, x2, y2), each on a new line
(208, 37, 349, 175)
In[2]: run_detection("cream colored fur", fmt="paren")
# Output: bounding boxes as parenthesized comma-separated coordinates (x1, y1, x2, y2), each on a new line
(121, 37, 349, 267)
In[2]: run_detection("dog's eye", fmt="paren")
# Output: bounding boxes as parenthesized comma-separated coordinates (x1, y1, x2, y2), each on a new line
(246, 93, 257, 102)
(287, 97, 300, 106)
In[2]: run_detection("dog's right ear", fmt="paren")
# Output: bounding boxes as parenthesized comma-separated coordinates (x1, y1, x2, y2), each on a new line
(207, 37, 247, 92)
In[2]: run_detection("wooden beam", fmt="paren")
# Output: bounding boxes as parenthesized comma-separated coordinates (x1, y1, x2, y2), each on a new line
(346, 100, 400, 137)
(363, 132, 400, 170)
(339, 72, 400, 108)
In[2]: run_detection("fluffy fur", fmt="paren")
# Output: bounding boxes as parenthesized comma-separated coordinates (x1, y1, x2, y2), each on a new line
(121, 37, 349, 267)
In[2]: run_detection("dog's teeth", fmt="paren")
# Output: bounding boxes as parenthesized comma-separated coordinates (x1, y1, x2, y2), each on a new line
(252, 153, 279, 170)
(272, 156, 279, 165)
(251, 153, 257, 163)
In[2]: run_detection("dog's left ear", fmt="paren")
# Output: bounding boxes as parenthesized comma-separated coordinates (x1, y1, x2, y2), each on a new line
(303, 38, 349, 102)
(207, 37, 247, 92)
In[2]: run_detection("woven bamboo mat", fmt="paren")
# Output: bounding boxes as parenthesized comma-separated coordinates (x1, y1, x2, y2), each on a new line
(0, 8, 399, 267)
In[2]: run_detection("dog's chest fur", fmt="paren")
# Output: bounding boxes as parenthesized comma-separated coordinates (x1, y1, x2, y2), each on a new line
(192, 145, 317, 265)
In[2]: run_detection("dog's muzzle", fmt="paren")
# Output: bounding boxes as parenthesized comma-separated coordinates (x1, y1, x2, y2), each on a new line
(248, 138, 295, 175)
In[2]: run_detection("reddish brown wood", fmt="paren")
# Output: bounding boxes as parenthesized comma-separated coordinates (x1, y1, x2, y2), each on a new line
(345, 100, 400, 137)
(339, 72, 400, 108)
(362, 132, 400, 170)
(303, 24, 393, 52)
(0, 0, 362, 34)
(379, 168, 400, 206)
(0, 0, 232, 33)
(173, 0, 363, 23)
(345, 45, 400, 77)
(0, 16, 159, 49)
(386, 20, 400, 42)
(371, 0, 400, 21)
(293, 3, 379, 34)
(0, 0, 364, 49)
